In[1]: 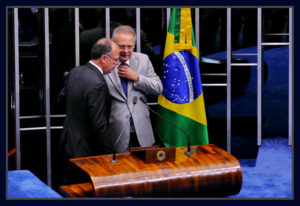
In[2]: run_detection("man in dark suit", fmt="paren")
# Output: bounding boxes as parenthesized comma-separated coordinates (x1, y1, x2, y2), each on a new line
(60, 38, 120, 161)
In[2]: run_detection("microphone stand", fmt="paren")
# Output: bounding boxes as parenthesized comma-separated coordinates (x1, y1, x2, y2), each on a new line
(111, 96, 138, 163)
(111, 153, 118, 163)
(140, 97, 193, 157)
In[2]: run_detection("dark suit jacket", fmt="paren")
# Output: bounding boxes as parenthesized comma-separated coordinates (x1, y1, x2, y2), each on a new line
(60, 62, 112, 159)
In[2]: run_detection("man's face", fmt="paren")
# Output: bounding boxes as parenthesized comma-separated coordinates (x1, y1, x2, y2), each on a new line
(103, 43, 120, 74)
(115, 33, 135, 62)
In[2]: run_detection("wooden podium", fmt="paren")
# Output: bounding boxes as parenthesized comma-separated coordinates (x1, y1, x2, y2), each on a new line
(59, 144, 242, 197)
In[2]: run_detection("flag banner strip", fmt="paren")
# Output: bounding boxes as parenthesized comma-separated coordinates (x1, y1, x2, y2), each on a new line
(164, 32, 198, 61)
(172, 8, 193, 50)
(174, 8, 181, 43)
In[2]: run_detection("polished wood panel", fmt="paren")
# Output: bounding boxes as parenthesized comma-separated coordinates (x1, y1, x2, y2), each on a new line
(59, 183, 94, 197)
(61, 144, 242, 197)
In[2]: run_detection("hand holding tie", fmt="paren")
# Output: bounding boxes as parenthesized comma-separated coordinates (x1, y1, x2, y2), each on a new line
(118, 63, 139, 82)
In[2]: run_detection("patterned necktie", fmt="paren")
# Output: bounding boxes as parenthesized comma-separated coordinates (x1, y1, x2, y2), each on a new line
(120, 62, 128, 97)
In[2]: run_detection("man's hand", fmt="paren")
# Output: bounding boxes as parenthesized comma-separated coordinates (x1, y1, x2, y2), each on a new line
(118, 65, 139, 82)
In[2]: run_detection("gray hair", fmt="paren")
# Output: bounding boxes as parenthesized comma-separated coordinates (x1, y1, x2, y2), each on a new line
(112, 25, 136, 41)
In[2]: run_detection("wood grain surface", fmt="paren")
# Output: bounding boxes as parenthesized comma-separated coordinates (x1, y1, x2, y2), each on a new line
(61, 144, 242, 197)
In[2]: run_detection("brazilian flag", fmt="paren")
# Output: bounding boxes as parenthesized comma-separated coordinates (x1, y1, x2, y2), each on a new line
(156, 8, 209, 147)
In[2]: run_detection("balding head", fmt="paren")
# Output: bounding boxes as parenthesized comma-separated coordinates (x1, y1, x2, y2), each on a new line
(90, 38, 120, 74)
(91, 38, 114, 60)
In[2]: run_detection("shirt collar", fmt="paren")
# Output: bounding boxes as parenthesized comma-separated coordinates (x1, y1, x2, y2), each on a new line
(123, 60, 130, 66)
(89, 60, 103, 74)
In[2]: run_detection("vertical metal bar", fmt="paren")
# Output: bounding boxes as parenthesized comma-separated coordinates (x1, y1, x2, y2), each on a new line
(289, 7, 293, 145)
(257, 8, 262, 146)
(44, 8, 52, 187)
(226, 8, 231, 153)
(14, 8, 21, 170)
(136, 8, 141, 53)
(195, 8, 200, 58)
(167, 8, 171, 30)
(75, 8, 80, 66)
(105, 8, 110, 38)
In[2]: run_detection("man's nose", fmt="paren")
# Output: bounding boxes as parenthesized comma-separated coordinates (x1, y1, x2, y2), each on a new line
(123, 47, 129, 52)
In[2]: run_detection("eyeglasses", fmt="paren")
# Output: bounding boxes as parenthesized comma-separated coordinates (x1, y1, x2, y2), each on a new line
(105, 54, 120, 62)
(118, 44, 134, 50)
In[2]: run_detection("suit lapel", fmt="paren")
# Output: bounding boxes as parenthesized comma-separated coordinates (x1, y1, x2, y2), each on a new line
(127, 54, 137, 98)
(107, 67, 127, 100)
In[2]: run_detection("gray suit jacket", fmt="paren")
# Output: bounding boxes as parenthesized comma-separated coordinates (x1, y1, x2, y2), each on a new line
(104, 52, 163, 153)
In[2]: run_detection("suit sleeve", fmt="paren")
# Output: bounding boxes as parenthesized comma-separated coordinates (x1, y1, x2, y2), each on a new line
(86, 82, 110, 138)
(133, 55, 163, 95)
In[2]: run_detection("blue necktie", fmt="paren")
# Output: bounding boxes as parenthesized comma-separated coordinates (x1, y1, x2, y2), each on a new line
(120, 62, 128, 97)
(120, 62, 135, 133)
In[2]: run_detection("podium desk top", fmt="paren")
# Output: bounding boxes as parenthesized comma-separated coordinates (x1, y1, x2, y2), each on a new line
(61, 144, 242, 197)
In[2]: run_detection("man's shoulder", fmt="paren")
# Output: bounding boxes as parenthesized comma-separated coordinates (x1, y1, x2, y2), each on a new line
(72, 63, 89, 70)
(71, 63, 102, 80)
(132, 52, 149, 60)
(69, 64, 87, 75)
(74, 62, 96, 72)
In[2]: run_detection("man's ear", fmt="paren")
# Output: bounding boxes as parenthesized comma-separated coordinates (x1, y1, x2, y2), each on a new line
(99, 55, 107, 64)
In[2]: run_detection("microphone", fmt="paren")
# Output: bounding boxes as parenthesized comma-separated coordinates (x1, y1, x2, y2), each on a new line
(111, 96, 138, 163)
(140, 96, 193, 157)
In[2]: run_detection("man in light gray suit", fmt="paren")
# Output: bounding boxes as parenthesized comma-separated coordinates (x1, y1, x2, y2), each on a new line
(104, 25, 163, 153)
